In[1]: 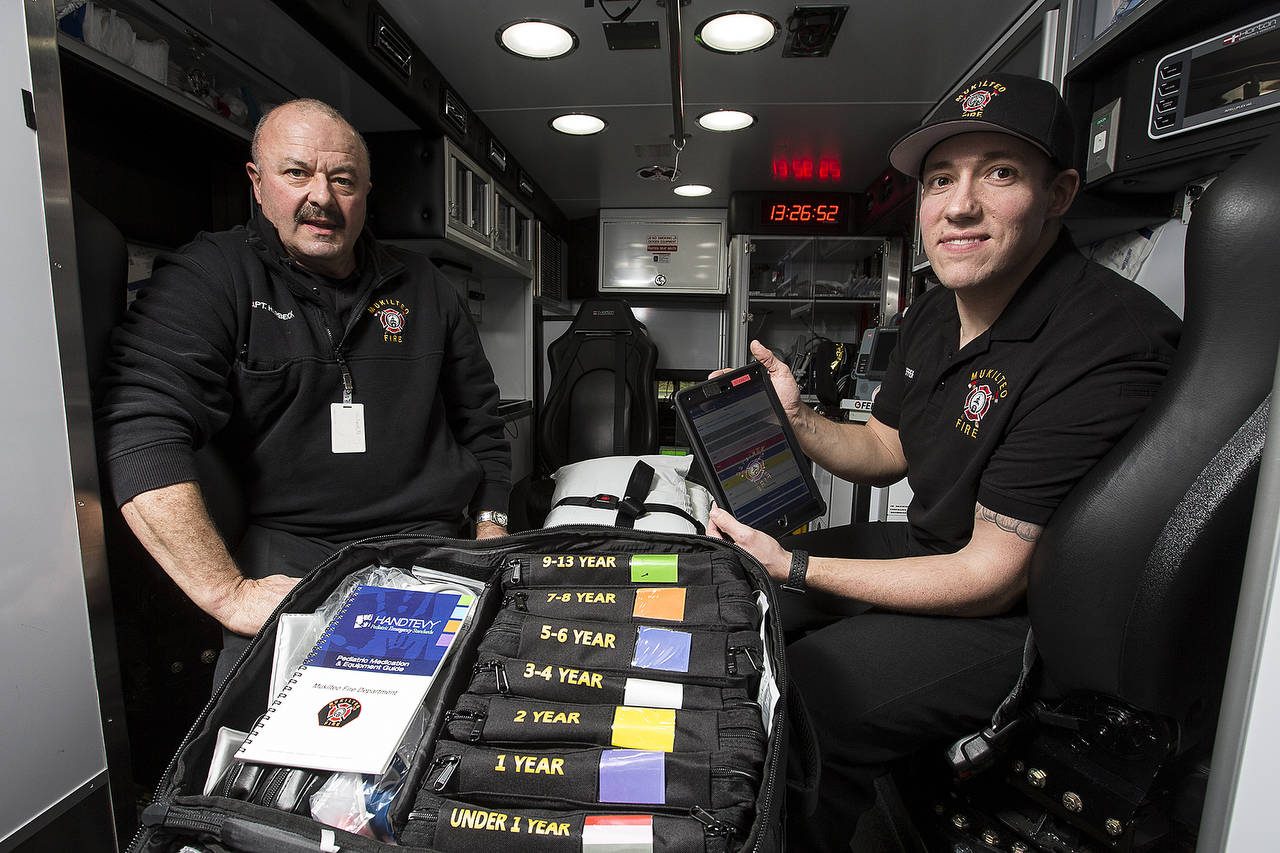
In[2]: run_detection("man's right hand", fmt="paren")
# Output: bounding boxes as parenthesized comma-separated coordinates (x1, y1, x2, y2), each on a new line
(209, 573, 300, 637)
(711, 339, 805, 424)
(746, 339, 804, 423)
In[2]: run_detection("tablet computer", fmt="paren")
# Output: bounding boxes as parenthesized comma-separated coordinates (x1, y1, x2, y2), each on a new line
(674, 361, 826, 538)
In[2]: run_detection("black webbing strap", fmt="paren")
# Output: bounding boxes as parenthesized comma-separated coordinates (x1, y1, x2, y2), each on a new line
(552, 460, 707, 535)
(945, 628, 1038, 777)
(613, 334, 627, 455)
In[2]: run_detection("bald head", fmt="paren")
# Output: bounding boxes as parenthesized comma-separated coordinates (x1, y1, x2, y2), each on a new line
(251, 99, 370, 175)
(245, 99, 371, 278)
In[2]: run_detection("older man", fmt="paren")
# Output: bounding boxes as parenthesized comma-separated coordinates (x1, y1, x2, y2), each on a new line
(97, 99, 510, 683)
(708, 75, 1181, 849)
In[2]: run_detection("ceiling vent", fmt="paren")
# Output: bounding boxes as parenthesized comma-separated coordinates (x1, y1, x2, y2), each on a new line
(634, 143, 673, 159)
(603, 20, 662, 50)
(636, 165, 680, 181)
(782, 6, 848, 57)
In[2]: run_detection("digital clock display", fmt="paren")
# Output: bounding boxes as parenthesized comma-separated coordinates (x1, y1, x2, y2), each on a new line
(762, 201, 844, 225)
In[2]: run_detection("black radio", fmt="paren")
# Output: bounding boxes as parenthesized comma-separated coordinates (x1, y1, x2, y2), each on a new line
(1147, 11, 1280, 139)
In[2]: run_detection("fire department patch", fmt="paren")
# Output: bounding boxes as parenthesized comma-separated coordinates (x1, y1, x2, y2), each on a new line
(964, 383, 995, 423)
(954, 367, 1009, 439)
(962, 90, 994, 113)
(954, 80, 1007, 117)
(318, 697, 362, 728)
(367, 298, 410, 343)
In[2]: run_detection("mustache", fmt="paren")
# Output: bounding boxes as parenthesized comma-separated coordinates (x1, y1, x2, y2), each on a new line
(295, 202, 344, 227)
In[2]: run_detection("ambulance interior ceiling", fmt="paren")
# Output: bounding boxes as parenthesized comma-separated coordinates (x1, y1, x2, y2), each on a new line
(158, 0, 1037, 220)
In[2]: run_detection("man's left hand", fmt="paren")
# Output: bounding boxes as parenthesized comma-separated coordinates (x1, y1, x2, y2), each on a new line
(475, 521, 508, 540)
(708, 505, 790, 582)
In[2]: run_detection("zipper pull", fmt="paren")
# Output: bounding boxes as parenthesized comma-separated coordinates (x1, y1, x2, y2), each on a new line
(727, 645, 762, 676)
(506, 557, 523, 587)
(690, 805, 735, 837)
(502, 591, 528, 612)
(445, 709, 487, 743)
(473, 659, 510, 693)
(430, 753, 461, 793)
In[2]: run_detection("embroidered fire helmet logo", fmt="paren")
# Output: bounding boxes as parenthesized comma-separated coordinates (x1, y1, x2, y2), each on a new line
(377, 308, 405, 333)
(964, 383, 995, 423)
(954, 80, 1006, 117)
(318, 697, 362, 728)
(367, 298, 410, 343)
(962, 90, 994, 113)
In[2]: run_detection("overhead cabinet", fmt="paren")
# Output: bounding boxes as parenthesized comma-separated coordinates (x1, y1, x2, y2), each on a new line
(444, 140, 535, 276)
(598, 209, 728, 295)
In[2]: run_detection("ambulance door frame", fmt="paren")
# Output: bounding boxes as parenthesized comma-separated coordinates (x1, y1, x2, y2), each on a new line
(14, 1, 133, 845)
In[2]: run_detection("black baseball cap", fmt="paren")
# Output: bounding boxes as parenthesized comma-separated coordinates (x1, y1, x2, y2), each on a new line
(889, 73, 1075, 178)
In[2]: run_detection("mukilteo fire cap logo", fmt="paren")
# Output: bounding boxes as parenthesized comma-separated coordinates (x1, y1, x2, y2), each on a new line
(956, 80, 1007, 117)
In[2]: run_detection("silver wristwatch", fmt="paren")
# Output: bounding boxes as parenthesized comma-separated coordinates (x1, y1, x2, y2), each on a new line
(474, 510, 509, 527)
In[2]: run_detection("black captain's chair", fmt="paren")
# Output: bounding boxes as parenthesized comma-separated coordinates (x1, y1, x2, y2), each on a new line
(897, 131, 1280, 852)
(509, 298, 659, 531)
(538, 297, 660, 471)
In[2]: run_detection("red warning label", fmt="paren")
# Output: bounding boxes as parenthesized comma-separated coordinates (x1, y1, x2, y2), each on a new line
(646, 234, 678, 253)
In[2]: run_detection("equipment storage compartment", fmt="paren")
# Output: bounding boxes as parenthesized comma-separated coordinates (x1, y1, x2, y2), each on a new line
(599, 209, 728, 295)
(131, 526, 794, 853)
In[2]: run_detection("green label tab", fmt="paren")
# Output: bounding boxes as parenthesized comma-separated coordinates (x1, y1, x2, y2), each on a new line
(629, 554, 678, 583)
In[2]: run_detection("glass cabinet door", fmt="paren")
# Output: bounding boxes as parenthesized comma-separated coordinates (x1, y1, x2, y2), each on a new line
(446, 144, 491, 243)
(739, 236, 883, 371)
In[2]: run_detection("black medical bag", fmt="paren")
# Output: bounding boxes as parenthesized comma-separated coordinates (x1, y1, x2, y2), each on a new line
(129, 526, 800, 853)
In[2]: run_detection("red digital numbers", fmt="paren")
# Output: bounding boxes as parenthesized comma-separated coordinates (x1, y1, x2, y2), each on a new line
(771, 157, 842, 181)
(766, 203, 841, 224)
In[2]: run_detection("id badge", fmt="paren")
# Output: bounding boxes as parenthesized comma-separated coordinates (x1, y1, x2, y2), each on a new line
(330, 403, 366, 453)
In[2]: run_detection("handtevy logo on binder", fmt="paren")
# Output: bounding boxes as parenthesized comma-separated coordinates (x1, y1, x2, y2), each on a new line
(238, 584, 475, 775)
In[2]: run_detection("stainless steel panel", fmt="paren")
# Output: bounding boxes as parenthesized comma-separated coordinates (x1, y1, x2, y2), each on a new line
(4, 1, 121, 845)
(599, 209, 727, 295)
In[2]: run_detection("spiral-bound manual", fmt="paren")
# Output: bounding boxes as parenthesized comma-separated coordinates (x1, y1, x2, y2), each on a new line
(236, 584, 475, 775)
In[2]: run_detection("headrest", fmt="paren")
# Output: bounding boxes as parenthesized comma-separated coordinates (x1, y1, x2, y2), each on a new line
(570, 298, 644, 334)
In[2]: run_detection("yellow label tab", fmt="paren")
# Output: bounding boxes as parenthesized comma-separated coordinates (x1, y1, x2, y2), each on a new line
(610, 706, 677, 752)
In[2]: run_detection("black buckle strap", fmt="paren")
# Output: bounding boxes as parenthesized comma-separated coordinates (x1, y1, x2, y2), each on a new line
(945, 628, 1039, 778)
(551, 460, 706, 535)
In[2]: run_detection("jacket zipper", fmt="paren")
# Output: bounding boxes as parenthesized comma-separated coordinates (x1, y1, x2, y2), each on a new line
(314, 304, 354, 402)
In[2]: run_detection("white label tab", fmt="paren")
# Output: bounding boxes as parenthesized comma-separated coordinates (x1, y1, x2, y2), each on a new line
(623, 677, 684, 709)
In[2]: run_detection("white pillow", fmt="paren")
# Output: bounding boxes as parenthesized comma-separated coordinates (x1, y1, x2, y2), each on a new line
(543, 454, 708, 534)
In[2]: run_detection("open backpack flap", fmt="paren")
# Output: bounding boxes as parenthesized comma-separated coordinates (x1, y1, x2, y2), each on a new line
(131, 525, 800, 853)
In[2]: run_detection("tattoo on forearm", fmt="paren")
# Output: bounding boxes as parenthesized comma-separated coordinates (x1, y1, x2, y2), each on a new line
(976, 505, 1043, 542)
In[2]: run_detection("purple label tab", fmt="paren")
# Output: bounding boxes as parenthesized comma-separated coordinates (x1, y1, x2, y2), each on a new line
(598, 749, 666, 805)
(631, 626, 692, 673)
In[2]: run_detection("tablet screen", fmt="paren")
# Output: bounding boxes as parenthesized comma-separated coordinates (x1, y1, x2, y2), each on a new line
(677, 364, 824, 535)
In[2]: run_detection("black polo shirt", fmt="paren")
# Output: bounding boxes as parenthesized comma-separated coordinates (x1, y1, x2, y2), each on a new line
(871, 232, 1180, 556)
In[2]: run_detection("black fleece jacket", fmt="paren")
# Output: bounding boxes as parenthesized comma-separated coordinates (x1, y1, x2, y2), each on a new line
(96, 210, 510, 540)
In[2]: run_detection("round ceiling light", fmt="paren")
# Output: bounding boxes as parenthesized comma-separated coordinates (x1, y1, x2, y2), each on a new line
(674, 184, 713, 197)
(697, 109, 756, 132)
(695, 12, 779, 54)
(497, 19, 578, 59)
(550, 113, 607, 135)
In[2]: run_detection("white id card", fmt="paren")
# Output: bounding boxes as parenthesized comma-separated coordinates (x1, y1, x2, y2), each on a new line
(330, 403, 366, 453)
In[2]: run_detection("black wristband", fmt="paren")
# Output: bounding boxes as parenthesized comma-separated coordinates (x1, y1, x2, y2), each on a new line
(782, 549, 809, 594)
